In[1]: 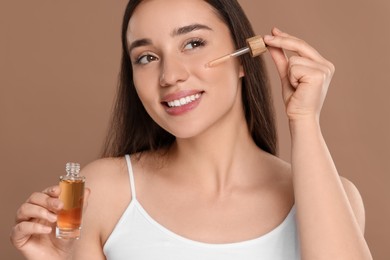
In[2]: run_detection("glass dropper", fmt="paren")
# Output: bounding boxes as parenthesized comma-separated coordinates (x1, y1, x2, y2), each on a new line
(207, 35, 267, 67)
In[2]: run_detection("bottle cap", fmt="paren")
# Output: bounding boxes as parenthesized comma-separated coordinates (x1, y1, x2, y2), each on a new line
(246, 35, 267, 57)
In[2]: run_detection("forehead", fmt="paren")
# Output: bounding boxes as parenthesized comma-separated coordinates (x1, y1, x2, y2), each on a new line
(127, 0, 225, 39)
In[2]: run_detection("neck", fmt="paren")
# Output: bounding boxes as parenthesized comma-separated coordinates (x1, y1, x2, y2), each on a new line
(168, 110, 263, 195)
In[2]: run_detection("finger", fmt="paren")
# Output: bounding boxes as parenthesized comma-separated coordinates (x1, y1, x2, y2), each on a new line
(289, 54, 335, 77)
(266, 44, 289, 83)
(10, 222, 52, 248)
(271, 28, 335, 73)
(288, 63, 329, 89)
(288, 56, 334, 85)
(16, 203, 58, 224)
(264, 32, 324, 62)
(42, 185, 61, 197)
(272, 27, 300, 40)
(289, 55, 321, 67)
(26, 191, 63, 213)
(83, 187, 91, 211)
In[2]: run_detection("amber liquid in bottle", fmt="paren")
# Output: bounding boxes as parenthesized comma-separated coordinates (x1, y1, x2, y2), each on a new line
(56, 163, 85, 239)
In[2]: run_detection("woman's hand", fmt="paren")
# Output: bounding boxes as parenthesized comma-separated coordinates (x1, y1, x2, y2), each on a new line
(10, 185, 89, 260)
(264, 27, 335, 122)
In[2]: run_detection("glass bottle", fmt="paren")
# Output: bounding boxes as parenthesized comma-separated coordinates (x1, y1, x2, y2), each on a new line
(56, 162, 85, 239)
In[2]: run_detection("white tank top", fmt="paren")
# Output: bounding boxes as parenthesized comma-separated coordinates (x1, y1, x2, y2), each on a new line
(103, 155, 301, 260)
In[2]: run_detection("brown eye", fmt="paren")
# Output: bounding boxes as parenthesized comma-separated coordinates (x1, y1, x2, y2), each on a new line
(136, 54, 158, 65)
(183, 39, 206, 51)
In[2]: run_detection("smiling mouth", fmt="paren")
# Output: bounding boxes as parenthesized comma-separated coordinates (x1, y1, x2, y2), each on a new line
(165, 93, 203, 108)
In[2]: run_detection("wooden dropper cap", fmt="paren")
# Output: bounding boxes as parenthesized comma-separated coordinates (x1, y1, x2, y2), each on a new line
(246, 35, 267, 57)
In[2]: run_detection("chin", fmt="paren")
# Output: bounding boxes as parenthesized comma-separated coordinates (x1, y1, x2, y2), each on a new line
(163, 122, 207, 140)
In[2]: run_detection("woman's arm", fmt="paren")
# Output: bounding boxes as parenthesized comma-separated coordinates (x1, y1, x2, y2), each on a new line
(289, 118, 370, 259)
(264, 28, 372, 260)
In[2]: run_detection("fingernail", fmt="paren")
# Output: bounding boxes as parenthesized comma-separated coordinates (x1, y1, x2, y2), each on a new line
(50, 186, 59, 194)
(274, 27, 282, 33)
(264, 35, 274, 41)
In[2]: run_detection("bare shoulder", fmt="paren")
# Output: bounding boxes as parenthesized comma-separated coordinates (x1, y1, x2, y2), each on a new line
(81, 157, 131, 208)
(81, 156, 128, 182)
(81, 156, 131, 225)
(340, 176, 366, 233)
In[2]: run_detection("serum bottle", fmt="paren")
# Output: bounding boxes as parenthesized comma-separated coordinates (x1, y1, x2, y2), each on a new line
(56, 162, 85, 239)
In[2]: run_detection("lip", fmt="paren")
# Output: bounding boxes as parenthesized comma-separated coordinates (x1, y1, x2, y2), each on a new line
(161, 90, 204, 116)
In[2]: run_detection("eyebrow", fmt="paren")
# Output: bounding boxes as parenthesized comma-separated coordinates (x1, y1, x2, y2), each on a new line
(171, 23, 213, 37)
(128, 23, 212, 54)
(128, 38, 153, 55)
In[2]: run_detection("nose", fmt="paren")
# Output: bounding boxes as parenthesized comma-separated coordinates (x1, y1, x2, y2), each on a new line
(159, 56, 189, 87)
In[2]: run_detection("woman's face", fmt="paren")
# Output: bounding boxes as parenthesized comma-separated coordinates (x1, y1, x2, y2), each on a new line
(127, 0, 244, 138)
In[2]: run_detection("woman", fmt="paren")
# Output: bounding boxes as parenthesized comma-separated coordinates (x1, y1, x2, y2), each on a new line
(11, 0, 372, 259)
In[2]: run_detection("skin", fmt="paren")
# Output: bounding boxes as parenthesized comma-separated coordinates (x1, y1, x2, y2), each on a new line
(10, 0, 372, 259)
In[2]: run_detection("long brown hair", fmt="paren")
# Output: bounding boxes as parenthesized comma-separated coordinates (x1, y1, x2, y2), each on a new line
(102, 0, 277, 157)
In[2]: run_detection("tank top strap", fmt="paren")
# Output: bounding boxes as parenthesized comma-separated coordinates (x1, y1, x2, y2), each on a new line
(125, 154, 136, 199)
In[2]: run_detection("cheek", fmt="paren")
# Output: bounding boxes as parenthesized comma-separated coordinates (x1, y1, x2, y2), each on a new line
(133, 69, 158, 101)
(132, 75, 159, 120)
(133, 79, 148, 105)
(202, 60, 243, 89)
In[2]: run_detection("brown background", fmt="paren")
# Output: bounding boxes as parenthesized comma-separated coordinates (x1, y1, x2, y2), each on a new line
(1, 0, 389, 259)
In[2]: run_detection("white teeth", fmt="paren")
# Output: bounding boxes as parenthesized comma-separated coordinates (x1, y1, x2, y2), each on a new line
(167, 93, 201, 108)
